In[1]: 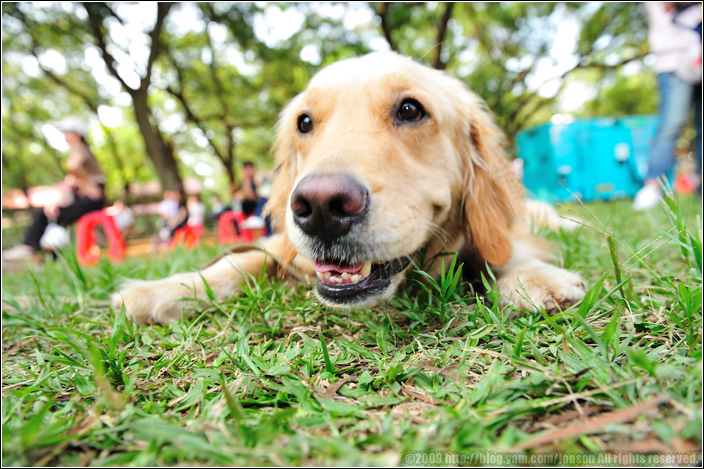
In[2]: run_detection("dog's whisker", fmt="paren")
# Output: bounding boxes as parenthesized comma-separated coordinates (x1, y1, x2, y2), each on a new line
(404, 219, 450, 243)
(405, 253, 424, 275)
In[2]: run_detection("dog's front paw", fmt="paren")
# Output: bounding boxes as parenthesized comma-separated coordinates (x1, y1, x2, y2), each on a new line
(496, 263, 586, 313)
(111, 274, 201, 325)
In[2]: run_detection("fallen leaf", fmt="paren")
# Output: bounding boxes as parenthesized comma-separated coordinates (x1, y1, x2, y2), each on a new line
(323, 375, 355, 399)
(527, 405, 605, 432)
(400, 383, 444, 405)
(515, 395, 670, 450)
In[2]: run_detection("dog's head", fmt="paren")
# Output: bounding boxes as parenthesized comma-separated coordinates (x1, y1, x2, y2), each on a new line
(266, 52, 523, 308)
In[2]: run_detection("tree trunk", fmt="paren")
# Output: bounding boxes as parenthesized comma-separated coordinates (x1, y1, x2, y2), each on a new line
(225, 123, 237, 190)
(432, 3, 455, 70)
(224, 160, 236, 194)
(83, 2, 182, 196)
(132, 92, 183, 194)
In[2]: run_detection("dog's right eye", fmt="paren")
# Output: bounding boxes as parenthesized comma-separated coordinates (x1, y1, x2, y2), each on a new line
(297, 114, 313, 134)
(396, 98, 427, 123)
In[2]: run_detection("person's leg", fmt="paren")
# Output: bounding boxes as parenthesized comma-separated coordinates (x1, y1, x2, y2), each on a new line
(254, 198, 267, 218)
(56, 196, 105, 226)
(645, 73, 695, 182)
(22, 208, 50, 249)
(634, 73, 695, 210)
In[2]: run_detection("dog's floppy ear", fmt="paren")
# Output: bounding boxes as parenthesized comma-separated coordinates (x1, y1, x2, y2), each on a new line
(459, 94, 524, 267)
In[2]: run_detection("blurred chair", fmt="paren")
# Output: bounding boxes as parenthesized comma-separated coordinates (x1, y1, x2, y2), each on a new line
(76, 210, 126, 265)
(190, 223, 204, 239)
(170, 224, 199, 249)
(218, 210, 264, 245)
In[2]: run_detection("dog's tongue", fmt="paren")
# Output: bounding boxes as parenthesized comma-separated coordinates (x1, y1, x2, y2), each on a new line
(313, 260, 364, 274)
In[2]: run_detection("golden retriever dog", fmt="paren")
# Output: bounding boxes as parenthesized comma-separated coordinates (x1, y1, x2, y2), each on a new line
(114, 52, 586, 324)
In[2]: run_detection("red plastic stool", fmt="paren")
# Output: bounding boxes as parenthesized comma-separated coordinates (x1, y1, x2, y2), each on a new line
(189, 223, 204, 239)
(218, 211, 264, 245)
(170, 224, 199, 249)
(76, 210, 126, 265)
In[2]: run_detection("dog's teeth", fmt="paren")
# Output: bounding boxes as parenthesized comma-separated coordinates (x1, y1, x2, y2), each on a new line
(317, 263, 371, 285)
(360, 260, 372, 277)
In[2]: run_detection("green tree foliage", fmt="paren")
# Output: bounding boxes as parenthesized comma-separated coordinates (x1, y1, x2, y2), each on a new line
(368, 2, 655, 142)
(2, 2, 657, 199)
(2, 66, 70, 191)
(581, 71, 658, 117)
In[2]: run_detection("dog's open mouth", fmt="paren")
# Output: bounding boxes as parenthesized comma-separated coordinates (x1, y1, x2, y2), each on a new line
(313, 255, 414, 304)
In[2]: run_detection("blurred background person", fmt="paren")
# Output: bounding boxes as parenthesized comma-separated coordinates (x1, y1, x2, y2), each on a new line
(252, 170, 275, 236)
(633, 2, 702, 210)
(231, 161, 260, 217)
(207, 195, 225, 230)
(186, 194, 206, 238)
(210, 195, 225, 218)
(2, 117, 106, 261)
(105, 200, 134, 237)
(157, 189, 179, 221)
(152, 189, 188, 251)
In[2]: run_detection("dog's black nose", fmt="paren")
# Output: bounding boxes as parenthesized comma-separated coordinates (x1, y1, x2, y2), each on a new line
(291, 173, 368, 241)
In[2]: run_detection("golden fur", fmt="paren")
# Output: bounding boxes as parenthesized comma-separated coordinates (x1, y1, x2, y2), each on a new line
(113, 52, 585, 324)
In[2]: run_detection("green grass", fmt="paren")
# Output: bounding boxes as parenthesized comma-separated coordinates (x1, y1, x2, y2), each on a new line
(2, 192, 702, 466)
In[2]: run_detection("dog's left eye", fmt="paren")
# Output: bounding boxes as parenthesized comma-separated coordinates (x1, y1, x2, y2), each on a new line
(297, 114, 314, 134)
(397, 99, 426, 123)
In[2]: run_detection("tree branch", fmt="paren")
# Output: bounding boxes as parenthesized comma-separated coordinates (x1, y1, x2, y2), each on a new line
(465, 4, 502, 70)
(143, 2, 174, 89)
(17, 14, 101, 112)
(203, 22, 238, 168)
(83, 2, 136, 94)
(39, 64, 100, 113)
(165, 82, 229, 167)
(504, 51, 650, 136)
(376, 3, 397, 51)
(203, 20, 232, 123)
(432, 2, 454, 70)
(101, 3, 125, 25)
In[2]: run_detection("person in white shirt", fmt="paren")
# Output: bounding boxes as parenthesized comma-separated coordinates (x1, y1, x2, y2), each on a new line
(157, 190, 179, 220)
(152, 190, 189, 251)
(106, 200, 134, 235)
(186, 195, 206, 237)
(633, 2, 702, 210)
